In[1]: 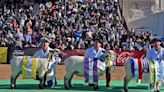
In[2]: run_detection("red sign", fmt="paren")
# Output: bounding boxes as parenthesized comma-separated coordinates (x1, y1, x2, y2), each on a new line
(113, 50, 146, 65)
(62, 49, 85, 58)
(62, 49, 146, 66)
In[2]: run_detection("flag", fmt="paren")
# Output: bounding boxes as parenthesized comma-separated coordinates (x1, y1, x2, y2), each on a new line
(0, 47, 8, 63)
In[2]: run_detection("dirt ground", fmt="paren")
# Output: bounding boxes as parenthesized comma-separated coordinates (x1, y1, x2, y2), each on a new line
(0, 64, 125, 80)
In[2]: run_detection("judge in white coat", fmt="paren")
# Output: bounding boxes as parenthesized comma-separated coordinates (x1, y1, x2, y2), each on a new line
(84, 37, 105, 90)
(33, 36, 57, 87)
(146, 38, 164, 91)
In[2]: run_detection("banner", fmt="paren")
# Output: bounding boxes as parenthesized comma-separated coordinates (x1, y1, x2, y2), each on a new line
(113, 50, 146, 66)
(8, 47, 40, 63)
(6, 47, 145, 66)
(0, 47, 8, 63)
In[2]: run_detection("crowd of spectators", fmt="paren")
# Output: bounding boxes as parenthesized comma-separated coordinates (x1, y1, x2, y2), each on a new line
(0, 0, 162, 51)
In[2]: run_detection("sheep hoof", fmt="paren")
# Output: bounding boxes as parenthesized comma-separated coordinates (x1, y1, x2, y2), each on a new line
(69, 84, 72, 88)
(64, 84, 69, 90)
(124, 88, 128, 92)
(43, 84, 48, 87)
(93, 85, 99, 91)
(106, 84, 111, 88)
(39, 84, 44, 89)
(10, 84, 15, 89)
(157, 90, 160, 92)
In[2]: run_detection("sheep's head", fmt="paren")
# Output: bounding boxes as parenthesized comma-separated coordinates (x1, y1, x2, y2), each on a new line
(49, 49, 63, 63)
(46, 49, 63, 87)
(99, 50, 117, 63)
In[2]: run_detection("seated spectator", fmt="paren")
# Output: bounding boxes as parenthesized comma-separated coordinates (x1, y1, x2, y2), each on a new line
(15, 36, 23, 48)
(23, 28, 34, 47)
(14, 27, 23, 39)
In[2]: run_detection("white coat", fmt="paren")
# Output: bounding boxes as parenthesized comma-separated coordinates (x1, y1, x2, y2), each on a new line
(84, 46, 105, 60)
(33, 47, 57, 87)
(146, 47, 164, 80)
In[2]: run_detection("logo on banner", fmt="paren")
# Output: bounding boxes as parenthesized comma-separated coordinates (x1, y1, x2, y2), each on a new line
(117, 52, 134, 64)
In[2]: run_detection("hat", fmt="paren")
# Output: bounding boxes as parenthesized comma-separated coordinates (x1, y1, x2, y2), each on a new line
(151, 38, 161, 43)
(93, 37, 102, 44)
(41, 36, 51, 43)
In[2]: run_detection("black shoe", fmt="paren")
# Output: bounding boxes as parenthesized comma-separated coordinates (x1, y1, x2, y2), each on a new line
(47, 80, 53, 87)
(55, 80, 57, 85)
(93, 85, 99, 91)
(89, 84, 94, 86)
(157, 90, 160, 92)
(36, 75, 40, 80)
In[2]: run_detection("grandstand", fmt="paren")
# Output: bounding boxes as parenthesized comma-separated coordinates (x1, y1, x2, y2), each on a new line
(0, 0, 164, 92)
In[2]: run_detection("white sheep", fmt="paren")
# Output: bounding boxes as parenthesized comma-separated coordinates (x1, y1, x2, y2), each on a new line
(10, 50, 61, 89)
(64, 50, 117, 90)
(123, 58, 164, 92)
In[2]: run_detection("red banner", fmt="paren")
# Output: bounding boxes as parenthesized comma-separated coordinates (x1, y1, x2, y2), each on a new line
(62, 49, 85, 58)
(113, 50, 146, 65)
(62, 49, 146, 66)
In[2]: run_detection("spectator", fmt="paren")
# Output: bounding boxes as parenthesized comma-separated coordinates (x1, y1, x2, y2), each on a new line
(23, 28, 33, 47)
(0, 0, 153, 51)
(15, 36, 23, 48)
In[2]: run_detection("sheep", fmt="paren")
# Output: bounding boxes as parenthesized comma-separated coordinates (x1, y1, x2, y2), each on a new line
(64, 50, 117, 90)
(123, 58, 164, 92)
(10, 50, 62, 89)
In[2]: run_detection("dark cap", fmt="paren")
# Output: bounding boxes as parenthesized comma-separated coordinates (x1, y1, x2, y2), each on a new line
(93, 37, 102, 44)
(151, 38, 161, 43)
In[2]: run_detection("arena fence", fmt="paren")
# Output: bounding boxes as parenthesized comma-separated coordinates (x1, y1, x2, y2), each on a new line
(0, 47, 145, 65)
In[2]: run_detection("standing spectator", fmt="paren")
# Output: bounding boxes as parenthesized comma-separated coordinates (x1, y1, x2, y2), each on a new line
(23, 28, 33, 47)
(73, 29, 82, 48)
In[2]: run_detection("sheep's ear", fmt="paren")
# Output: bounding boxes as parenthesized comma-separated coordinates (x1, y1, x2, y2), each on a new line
(109, 50, 116, 55)
(49, 50, 54, 53)
(54, 49, 61, 54)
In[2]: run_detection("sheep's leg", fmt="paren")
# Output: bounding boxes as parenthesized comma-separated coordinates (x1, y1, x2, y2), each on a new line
(93, 83, 99, 91)
(123, 76, 132, 92)
(38, 71, 46, 89)
(10, 71, 21, 89)
(39, 78, 44, 89)
(156, 81, 161, 92)
(55, 76, 57, 85)
(149, 82, 156, 92)
(64, 71, 74, 89)
(43, 71, 48, 87)
(68, 73, 74, 88)
(39, 73, 45, 89)
(106, 67, 111, 87)
(64, 76, 69, 89)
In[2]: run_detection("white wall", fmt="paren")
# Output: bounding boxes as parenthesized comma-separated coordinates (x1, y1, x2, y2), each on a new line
(162, 0, 164, 10)
(128, 11, 164, 37)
